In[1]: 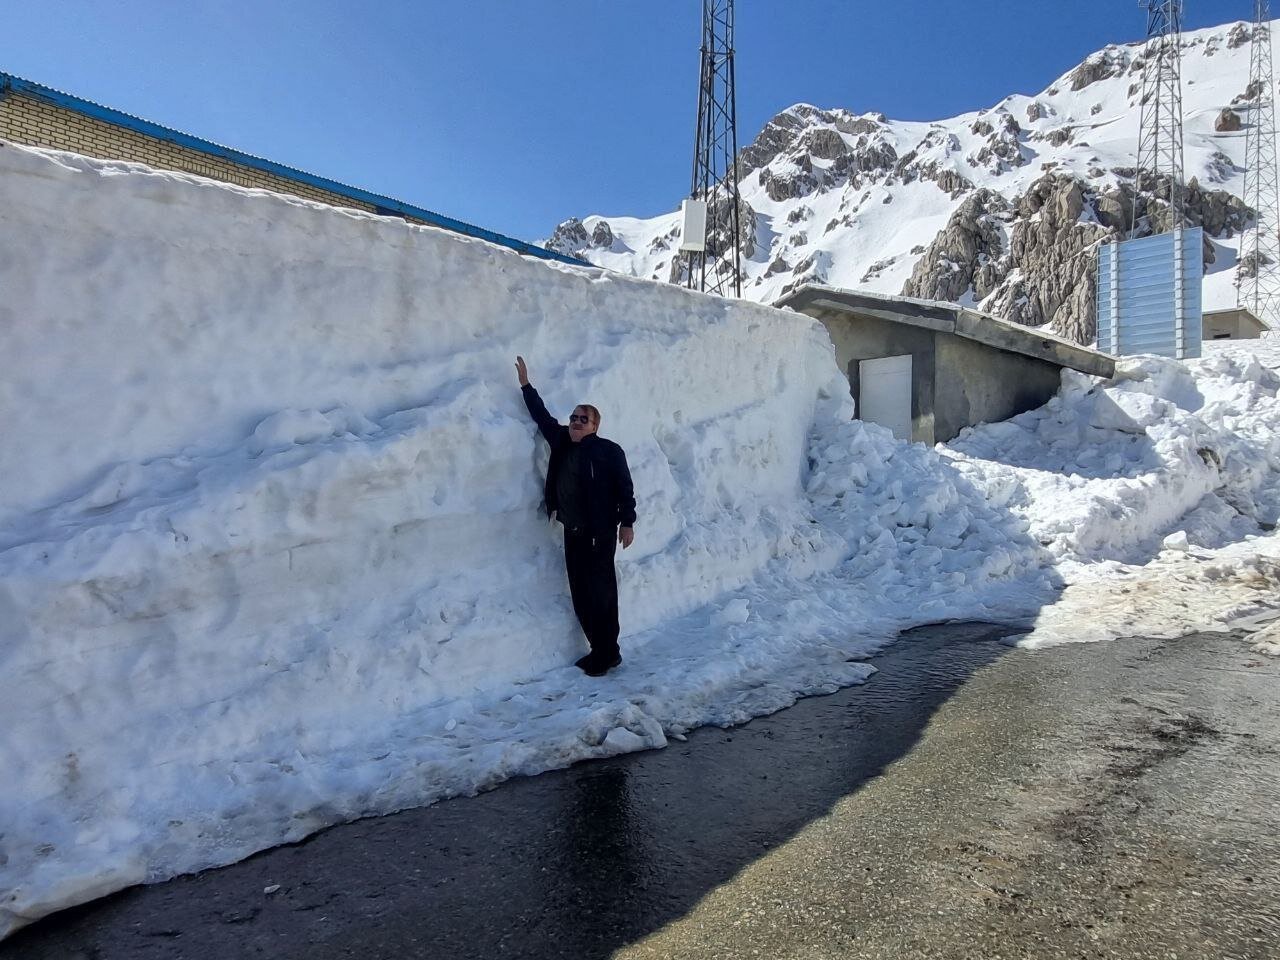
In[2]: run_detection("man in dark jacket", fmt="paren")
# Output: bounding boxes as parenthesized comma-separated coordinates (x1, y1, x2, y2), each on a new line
(516, 356, 636, 677)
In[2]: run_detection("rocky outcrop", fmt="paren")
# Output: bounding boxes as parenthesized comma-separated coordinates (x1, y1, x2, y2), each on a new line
(778, 249, 832, 299)
(703, 191, 757, 260)
(546, 217, 590, 255)
(546, 216, 616, 258)
(934, 169, 974, 197)
(765, 255, 791, 277)
(967, 112, 1025, 174)
(649, 223, 679, 253)
(902, 189, 1011, 303)
(1228, 22, 1253, 49)
(1204, 150, 1237, 185)
(761, 164, 818, 202)
(1120, 173, 1250, 239)
(737, 104, 873, 179)
(832, 137, 898, 181)
(903, 172, 1250, 344)
(1233, 79, 1266, 104)
(734, 103, 909, 205)
(1187, 179, 1251, 237)
(1069, 47, 1129, 91)
(1215, 109, 1242, 133)
(860, 255, 898, 284)
(914, 162, 973, 198)
(971, 111, 1020, 139)
(1237, 249, 1272, 280)
(737, 109, 810, 179)
(801, 128, 850, 160)
(984, 176, 1111, 342)
(787, 204, 812, 225)
(835, 113, 887, 136)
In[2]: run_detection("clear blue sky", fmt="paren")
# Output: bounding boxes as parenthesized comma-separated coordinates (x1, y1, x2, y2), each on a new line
(2, 1, 1240, 243)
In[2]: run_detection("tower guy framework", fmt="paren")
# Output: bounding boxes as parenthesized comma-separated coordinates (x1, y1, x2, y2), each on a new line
(1240, 0, 1280, 330)
(686, 0, 742, 298)
(1131, 0, 1186, 237)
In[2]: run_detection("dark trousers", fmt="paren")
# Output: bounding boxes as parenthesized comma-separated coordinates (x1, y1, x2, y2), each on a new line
(563, 528, 620, 657)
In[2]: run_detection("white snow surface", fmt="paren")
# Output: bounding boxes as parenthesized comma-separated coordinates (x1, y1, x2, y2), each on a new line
(947, 337, 1280, 648)
(2, 141, 1279, 938)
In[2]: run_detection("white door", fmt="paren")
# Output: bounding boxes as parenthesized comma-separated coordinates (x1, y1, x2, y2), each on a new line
(859, 355, 913, 441)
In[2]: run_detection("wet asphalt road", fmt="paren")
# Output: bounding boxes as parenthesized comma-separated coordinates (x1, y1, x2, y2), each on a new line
(5, 623, 1278, 960)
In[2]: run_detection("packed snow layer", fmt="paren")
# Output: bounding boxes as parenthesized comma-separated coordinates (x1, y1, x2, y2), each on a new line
(0, 143, 1058, 937)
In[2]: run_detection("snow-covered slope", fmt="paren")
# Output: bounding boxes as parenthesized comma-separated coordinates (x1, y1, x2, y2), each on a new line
(548, 20, 1261, 343)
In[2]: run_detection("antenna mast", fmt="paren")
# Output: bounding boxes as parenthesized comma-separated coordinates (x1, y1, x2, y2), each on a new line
(686, 0, 742, 298)
(1240, 1, 1280, 330)
(1131, 0, 1186, 238)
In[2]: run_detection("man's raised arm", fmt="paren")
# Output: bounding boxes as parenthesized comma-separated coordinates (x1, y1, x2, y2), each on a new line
(515, 355, 560, 444)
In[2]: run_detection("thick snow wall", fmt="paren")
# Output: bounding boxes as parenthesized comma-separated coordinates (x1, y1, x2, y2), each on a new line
(0, 142, 865, 932)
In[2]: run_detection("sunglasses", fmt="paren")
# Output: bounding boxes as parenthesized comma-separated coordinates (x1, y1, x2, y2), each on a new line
(568, 414, 593, 425)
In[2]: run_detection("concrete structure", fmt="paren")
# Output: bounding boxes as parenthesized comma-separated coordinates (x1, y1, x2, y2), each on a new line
(777, 285, 1116, 444)
(0, 71, 580, 267)
(1202, 306, 1269, 340)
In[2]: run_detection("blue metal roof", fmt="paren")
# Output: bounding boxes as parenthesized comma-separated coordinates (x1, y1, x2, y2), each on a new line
(0, 71, 585, 267)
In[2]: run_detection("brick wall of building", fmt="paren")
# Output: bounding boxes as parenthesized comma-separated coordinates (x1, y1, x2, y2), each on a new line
(0, 90, 384, 215)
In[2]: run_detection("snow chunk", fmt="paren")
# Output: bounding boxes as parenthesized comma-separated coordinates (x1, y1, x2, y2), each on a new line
(713, 598, 752, 625)
(1251, 621, 1280, 657)
(248, 407, 378, 456)
(602, 727, 648, 753)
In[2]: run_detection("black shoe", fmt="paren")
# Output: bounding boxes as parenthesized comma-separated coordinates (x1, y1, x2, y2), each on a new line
(574, 653, 594, 670)
(583, 651, 622, 677)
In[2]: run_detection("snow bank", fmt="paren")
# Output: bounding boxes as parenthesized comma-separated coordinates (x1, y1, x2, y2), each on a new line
(944, 342, 1280, 573)
(944, 336, 1280, 652)
(0, 143, 1057, 936)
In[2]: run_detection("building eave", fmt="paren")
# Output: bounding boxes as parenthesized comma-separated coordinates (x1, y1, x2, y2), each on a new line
(776, 283, 1116, 378)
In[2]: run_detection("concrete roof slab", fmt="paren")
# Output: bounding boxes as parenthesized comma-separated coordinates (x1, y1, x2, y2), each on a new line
(776, 283, 1116, 379)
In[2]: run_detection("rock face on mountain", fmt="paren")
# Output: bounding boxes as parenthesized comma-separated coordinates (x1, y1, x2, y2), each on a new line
(547, 216, 620, 256)
(903, 189, 1011, 303)
(1069, 47, 1130, 91)
(979, 177, 1113, 343)
(546, 19, 1259, 346)
(905, 173, 1249, 343)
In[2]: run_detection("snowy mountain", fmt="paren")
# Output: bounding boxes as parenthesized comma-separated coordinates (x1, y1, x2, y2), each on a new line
(546, 20, 1261, 344)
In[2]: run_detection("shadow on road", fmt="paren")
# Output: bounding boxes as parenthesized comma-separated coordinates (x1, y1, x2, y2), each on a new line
(4, 621, 1021, 960)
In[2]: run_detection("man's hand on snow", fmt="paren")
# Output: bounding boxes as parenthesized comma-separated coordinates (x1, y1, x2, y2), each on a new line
(619, 526, 634, 549)
(515, 355, 529, 387)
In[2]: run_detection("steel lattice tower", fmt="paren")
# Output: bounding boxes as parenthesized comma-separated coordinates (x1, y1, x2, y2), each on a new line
(1240, 1, 1280, 331)
(1131, 0, 1186, 238)
(686, 0, 742, 298)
